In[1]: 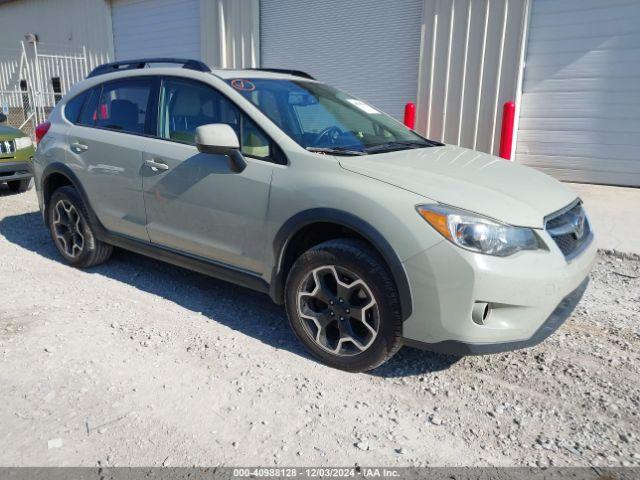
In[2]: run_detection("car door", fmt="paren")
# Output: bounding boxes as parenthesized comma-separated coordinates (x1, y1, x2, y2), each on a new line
(67, 77, 154, 240)
(142, 77, 279, 274)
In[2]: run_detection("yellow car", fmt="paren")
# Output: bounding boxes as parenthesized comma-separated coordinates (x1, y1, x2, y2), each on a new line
(0, 113, 35, 193)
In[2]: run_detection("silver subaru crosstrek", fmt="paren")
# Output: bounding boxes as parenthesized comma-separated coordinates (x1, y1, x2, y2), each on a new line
(33, 58, 596, 372)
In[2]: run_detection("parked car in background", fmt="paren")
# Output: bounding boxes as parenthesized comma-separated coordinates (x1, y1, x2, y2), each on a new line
(0, 113, 35, 193)
(33, 59, 596, 372)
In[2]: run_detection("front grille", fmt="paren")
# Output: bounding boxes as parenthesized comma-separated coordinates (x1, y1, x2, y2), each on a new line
(545, 200, 592, 259)
(0, 139, 17, 156)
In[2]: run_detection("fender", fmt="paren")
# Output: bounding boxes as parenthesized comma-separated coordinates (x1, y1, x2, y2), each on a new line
(270, 208, 413, 321)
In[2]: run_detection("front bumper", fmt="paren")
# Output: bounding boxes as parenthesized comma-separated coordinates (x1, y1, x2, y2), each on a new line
(401, 229, 597, 354)
(0, 160, 34, 182)
(404, 277, 589, 354)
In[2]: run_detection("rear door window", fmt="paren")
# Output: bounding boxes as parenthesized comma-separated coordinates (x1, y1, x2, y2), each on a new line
(79, 78, 153, 135)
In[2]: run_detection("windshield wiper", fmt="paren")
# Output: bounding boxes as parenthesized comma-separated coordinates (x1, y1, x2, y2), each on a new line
(364, 141, 433, 154)
(306, 146, 368, 156)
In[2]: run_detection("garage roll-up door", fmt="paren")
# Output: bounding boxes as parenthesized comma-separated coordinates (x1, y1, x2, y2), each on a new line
(260, 0, 423, 120)
(111, 0, 200, 61)
(516, 0, 640, 187)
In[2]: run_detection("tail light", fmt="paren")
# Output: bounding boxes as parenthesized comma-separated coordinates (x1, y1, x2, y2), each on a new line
(35, 121, 51, 144)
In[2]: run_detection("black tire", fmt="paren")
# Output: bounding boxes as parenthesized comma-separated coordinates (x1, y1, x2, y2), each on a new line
(7, 178, 32, 193)
(48, 185, 113, 268)
(285, 238, 402, 372)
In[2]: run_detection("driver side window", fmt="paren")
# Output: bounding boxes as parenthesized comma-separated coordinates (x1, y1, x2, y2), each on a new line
(158, 78, 274, 161)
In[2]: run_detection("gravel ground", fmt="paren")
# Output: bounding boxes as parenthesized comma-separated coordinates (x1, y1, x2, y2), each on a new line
(1, 186, 639, 468)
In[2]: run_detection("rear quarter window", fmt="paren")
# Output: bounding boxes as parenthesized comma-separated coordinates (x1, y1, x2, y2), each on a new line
(78, 88, 101, 126)
(63, 89, 90, 123)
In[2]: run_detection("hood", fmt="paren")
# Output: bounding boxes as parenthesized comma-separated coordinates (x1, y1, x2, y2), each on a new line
(0, 124, 24, 139)
(338, 145, 578, 228)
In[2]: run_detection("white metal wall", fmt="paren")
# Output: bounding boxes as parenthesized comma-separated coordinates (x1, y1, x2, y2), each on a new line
(516, 0, 640, 187)
(0, 0, 113, 69)
(111, 0, 201, 60)
(201, 0, 260, 69)
(416, 0, 530, 154)
(260, 0, 424, 120)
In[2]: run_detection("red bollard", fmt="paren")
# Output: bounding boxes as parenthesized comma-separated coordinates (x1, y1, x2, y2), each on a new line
(499, 101, 516, 160)
(404, 102, 416, 130)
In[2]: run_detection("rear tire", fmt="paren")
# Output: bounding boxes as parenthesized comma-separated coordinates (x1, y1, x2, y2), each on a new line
(48, 186, 113, 268)
(7, 178, 32, 193)
(285, 238, 402, 372)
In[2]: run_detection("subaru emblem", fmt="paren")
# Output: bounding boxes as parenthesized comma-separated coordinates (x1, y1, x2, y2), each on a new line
(573, 213, 586, 239)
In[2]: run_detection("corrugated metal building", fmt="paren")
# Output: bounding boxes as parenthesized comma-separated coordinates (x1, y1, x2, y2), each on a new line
(0, 0, 638, 186)
(0, 0, 258, 69)
(516, 0, 640, 186)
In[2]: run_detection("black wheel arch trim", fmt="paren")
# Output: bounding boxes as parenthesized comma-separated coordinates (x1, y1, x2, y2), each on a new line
(270, 208, 413, 321)
(41, 162, 98, 228)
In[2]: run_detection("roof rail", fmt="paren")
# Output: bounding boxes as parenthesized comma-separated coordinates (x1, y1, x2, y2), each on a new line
(246, 68, 315, 80)
(87, 58, 211, 78)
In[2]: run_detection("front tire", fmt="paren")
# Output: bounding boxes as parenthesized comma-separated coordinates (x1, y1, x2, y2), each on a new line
(48, 186, 113, 268)
(285, 238, 402, 372)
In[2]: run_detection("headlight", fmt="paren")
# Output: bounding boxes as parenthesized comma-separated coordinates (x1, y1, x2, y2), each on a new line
(417, 204, 540, 256)
(15, 136, 33, 150)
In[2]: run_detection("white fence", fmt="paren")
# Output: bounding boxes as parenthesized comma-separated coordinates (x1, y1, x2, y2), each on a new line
(0, 41, 109, 137)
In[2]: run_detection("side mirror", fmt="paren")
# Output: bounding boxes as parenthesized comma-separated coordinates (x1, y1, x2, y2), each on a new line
(195, 123, 247, 173)
(0, 113, 7, 123)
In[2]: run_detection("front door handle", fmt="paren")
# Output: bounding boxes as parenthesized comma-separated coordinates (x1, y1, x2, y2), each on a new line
(144, 158, 169, 171)
(70, 142, 88, 153)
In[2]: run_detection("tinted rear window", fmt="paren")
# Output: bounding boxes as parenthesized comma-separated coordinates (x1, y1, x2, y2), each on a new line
(64, 89, 90, 123)
(77, 78, 153, 135)
(78, 88, 100, 126)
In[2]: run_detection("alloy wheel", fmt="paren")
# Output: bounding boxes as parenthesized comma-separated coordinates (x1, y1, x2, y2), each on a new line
(296, 265, 380, 356)
(52, 199, 85, 258)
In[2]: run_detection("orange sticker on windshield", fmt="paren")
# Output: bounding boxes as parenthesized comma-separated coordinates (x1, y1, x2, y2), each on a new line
(231, 79, 255, 91)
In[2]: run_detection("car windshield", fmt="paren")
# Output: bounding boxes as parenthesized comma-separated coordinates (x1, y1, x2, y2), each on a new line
(226, 78, 440, 155)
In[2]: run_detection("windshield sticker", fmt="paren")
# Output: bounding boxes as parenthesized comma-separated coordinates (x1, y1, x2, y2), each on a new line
(346, 99, 380, 114)
(230, 79, 256, 91)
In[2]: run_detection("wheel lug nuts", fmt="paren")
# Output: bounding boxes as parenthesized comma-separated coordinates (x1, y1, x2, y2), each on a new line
(330, 312, 334, 316)
(340, 316, 344, 321)
(329, 300, 334, 305)
(345, 308, 350, 313)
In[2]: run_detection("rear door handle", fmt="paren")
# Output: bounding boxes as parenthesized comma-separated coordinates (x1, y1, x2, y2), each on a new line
(70, 142, 88, 153)
(144, 158, 169, 171)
